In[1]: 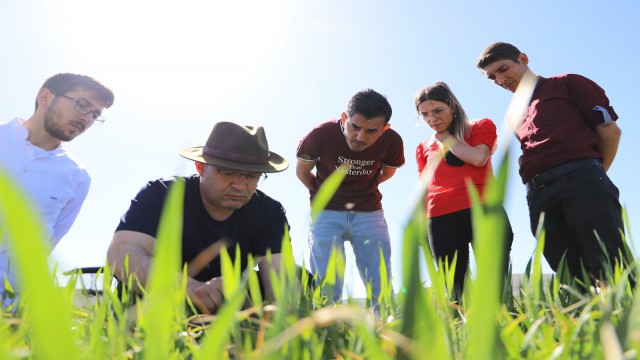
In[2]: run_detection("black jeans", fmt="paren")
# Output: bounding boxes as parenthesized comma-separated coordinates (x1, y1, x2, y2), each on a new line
(526, 162, 629, 282)
(428, 207, 514, 296)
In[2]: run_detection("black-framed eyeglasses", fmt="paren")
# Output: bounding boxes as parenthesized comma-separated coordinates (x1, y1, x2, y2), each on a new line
(59, 94, 105, 124)
(444, 151, 464, 167)
(212, 166, 267, 186)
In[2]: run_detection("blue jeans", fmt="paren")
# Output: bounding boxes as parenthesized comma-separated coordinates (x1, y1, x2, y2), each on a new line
(526, 162, 628, 281)
(309, 210, 392, 305)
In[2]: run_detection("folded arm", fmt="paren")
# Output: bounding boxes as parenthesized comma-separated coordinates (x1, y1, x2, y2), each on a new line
(436, 132, 492, 167)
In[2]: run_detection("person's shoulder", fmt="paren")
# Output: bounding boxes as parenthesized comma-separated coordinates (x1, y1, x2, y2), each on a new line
(471, 118, 496, 129)
(313, 119, 340, 131)
(0, 118, 22, 127)
(382, 127, 403, 141)
(144, 175, 194, 191)
(301, 119, 339, 139)
(53, 149, 91, 179)
(549, 73, 592, 83)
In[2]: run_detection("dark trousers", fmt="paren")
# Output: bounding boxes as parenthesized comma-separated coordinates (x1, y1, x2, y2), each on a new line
(428, 207, 514, 297)
(526, 162, 630, 283)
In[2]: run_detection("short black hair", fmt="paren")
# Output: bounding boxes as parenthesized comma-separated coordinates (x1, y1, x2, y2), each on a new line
(36, 73, 114, 110)
(346, 89, 393, 124)
(476, 42, 522, 69)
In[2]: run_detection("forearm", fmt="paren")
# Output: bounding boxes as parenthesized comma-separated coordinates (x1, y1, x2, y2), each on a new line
(296, 159, 317, 191)
(106, 231, 155, 293)
(596, 123, 622, 171)
(439, 135, 491, 167)
(297, 172, 316, 191)
(378, 166, 397, 184)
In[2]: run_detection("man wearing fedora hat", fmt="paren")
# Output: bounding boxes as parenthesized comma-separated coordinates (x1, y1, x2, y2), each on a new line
(296, 89, 404, 307)
(107, 121, 289, 314)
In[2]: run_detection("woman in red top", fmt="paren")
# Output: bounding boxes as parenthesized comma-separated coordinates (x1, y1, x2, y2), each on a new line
(414, 82, 513, 299)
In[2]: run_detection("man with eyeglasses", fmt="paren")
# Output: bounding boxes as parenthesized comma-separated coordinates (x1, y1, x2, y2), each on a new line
(107, 121, 291, 314)
(0, 73, 114, 305)
(296, 89, 404, 308)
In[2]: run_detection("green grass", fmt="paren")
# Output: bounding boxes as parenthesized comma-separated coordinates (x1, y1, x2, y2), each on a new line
(2, 147, 640, 359)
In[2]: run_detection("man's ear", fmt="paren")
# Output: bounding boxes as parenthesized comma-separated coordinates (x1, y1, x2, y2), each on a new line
(35, 88, 54, 110)
(518, 53, 529, 66)
(195, 161, 206, 176)
(382, 124, 391, 132)
(340, 112, 348, 125)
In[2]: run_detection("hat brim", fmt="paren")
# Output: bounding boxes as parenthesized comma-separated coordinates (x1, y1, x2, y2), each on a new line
(179, 147, 289, 173)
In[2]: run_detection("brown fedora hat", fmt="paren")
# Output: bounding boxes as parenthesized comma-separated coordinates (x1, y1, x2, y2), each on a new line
(179, 121, 288, 173)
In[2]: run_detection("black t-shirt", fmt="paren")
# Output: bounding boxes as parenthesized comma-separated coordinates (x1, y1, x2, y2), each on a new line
(116, 175, 289, 281)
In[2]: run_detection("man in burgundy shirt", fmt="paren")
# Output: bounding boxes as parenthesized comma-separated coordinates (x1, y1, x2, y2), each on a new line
(296, 89, 404, 307)
(476, 42, 633, 288)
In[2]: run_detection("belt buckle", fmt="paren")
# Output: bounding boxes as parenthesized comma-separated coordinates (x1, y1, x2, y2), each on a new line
(530, 175, 545, 191)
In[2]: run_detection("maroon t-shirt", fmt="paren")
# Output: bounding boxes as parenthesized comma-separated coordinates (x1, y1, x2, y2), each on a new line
(296, 120, 405, 211)
(517, 74, 618, 183)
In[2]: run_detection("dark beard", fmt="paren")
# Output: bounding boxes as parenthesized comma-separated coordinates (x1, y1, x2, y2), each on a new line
(43, 99, 74, 142)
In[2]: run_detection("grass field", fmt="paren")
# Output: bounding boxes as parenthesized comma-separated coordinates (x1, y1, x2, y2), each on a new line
(2, 146, 639, 360)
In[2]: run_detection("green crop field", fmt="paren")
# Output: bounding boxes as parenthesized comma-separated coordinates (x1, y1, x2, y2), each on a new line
(1, 147, 639, 359)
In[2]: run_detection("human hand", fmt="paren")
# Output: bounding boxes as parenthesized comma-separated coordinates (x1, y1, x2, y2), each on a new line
(187, 277, 224, 314)
(434, 130, 451, 143)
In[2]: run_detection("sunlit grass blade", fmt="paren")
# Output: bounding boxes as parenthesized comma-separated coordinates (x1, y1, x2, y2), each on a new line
(310, 163, 349, 225)
(399, 199, 448, 360)
(219, 246, 239, 296)
(0, 167, 78, 359)
(466, 149, 509, 360)
(139, 178, 185, 359)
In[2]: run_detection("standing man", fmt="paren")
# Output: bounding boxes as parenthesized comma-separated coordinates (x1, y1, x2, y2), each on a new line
(1, 73, 114, 301)
(296, 89, 404, 306)
(107, 121, 290, 314)
(476, 42, 632, 287)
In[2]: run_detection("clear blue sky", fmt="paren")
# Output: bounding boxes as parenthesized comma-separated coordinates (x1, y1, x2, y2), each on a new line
(2, 0, 638, 297)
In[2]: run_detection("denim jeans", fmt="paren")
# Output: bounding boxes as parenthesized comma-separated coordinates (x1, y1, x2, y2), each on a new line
(526, 162, 628, 280)
(309, 209, 392, 305)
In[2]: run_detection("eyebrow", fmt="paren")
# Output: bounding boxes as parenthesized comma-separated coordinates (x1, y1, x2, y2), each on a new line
(487, 65, 509, 80)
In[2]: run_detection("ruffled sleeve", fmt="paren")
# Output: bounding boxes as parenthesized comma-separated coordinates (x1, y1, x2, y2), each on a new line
(468, 118, 497, 149)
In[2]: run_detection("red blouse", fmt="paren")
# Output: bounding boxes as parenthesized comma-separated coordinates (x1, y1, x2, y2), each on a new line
(416, 118, 497, 217)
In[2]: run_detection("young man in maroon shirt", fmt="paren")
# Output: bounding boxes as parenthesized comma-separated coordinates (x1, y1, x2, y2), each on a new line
(477, 42, 633, 289)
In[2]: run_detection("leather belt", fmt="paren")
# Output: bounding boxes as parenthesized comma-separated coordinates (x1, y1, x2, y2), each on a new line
(525, 158, 602, 192)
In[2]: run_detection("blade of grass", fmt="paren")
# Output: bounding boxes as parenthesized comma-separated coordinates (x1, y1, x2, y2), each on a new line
(139, 178, 185, 360)
(310, 163, 349, 225)
(466, 149, 508, 360)
(0, 166, 79, 360)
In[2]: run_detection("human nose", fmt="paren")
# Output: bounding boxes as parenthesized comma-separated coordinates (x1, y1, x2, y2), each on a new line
(78, 112, 95, 125)
(229, 174, 248, 186)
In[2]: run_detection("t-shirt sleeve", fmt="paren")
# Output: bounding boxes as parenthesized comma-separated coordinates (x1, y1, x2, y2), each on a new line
(469, 118, 497, 149)
(115, 180, 169, 237)
(296, 128, 321, 161)
(566, 74, 619, 127)
(52, 171, 90, 243)
(250, 199, 290, 256)
(383, 130, 405, 168)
